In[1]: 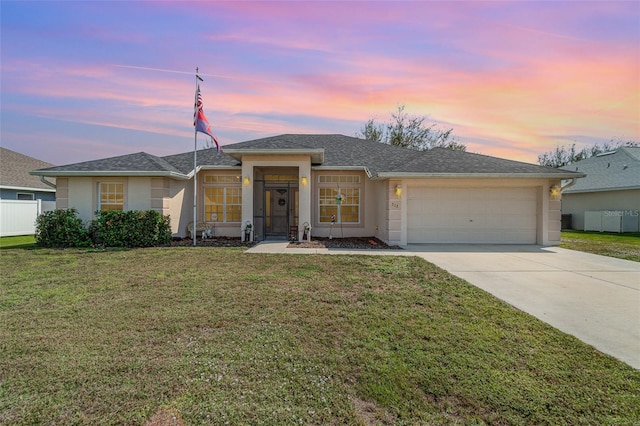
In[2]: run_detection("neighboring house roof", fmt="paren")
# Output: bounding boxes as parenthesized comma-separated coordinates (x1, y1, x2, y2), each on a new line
(560, 147, 640, 193)
(0, 147, 56, 192)
(31, 134, 584, 180)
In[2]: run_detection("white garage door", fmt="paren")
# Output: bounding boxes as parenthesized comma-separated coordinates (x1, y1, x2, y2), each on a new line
(407, 187, 537, 244)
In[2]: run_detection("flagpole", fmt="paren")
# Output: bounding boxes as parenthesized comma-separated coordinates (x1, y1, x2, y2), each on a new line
(193, 67, 201, 246)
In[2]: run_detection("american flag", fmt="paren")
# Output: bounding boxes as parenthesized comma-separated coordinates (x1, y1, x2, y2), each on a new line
(193, 85, 220, 151)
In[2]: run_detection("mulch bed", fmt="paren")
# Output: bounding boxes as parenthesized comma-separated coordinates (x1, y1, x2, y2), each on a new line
(171, 236, 402, 250)
(288, 237, 403, 250)
(171, 237, 257, 247)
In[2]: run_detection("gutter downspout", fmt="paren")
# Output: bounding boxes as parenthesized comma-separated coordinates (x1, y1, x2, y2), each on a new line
(560, 178, 577, 193)
(39, 176, 56, 189)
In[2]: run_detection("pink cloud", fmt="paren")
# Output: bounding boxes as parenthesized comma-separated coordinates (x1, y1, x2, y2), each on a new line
(3, 0, 637, 166)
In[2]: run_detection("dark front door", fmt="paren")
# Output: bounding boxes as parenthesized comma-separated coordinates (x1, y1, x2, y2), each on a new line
(265, 188, 289, 237)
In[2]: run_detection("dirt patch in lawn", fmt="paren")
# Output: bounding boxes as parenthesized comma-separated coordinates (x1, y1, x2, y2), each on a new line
(145, 409, 184, 426)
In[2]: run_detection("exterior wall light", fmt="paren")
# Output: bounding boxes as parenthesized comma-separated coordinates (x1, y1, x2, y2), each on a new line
(243, 176, 251, 185)
(300, 176, 308, 186)
(549, 184, 560, 200)
(395, 184, 402, 198)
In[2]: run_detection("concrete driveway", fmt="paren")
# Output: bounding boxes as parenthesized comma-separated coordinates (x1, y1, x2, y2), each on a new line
(408, 244, 640, 369)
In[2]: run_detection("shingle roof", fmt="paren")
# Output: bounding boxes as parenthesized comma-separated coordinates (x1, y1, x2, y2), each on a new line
(560, 147, 640, 193)
(223, 134, 581, 177)
(32, 134, 583, 179)
(33, 152, 187, 177)
(623, 147, 640, 161)
(384, 147, 574, 175)
(1, 147, 56, 191)
(161, 149, 240, 174)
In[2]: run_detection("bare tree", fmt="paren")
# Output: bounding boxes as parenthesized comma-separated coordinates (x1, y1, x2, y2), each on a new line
(356, 105, 466, 151)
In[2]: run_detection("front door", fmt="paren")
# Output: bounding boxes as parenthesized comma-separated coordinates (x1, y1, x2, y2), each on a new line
(265, 188, 289, 237)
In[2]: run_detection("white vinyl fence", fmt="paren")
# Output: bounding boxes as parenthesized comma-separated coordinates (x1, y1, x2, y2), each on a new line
(0, 199, 56, 237)
(584, 210, 640, 233)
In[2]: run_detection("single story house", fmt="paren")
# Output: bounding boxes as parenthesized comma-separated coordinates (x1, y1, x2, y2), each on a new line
(1, 147, 56, 201)
(560, 147, 640, 232)
(1, 147, 57, 237)
(31, 134, 584, 245)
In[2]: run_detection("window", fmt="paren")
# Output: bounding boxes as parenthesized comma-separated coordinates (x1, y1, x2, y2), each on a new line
(318, 175, 361, 224)
(264, 174, 298, 182)
(17, 193, 34, 200)
(318, 175, 360, 184)
(203, 175, 241, 184)
(98, 182, 124, 211)
(204, 186, 242, 222)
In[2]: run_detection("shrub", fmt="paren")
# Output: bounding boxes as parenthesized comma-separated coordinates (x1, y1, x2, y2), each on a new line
(90, 210, 171, 248)
(35, 209, 171, 248)
(35, 208, 92, 248)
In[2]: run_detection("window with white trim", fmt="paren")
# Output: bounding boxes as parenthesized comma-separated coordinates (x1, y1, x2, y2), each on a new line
(98, 182, 124, 211)
(17, 193, 35, 200)
(318, 175, 361, 224)
(203, 176, 242, 222)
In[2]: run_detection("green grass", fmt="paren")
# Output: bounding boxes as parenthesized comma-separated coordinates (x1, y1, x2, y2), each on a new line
(561, 230, 640, 262)
(1, 247, 638, 425)
(0, 235, 36, 249)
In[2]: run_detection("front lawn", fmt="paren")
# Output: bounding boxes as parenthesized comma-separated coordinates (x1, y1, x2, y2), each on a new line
(561, 230, 640, 262)
(0, 235, 36, 249)
(1, 247, 638, 425)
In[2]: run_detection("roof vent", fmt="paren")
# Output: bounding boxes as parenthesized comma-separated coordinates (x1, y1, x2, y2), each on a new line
(596, 151, 617, 157)
(623, 165, 628, 170)
(607, 162, 610, 168)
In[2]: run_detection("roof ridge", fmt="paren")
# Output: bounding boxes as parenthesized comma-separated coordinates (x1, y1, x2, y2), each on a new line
(31, 134, 584, 178)
(141, 151, 182, 173)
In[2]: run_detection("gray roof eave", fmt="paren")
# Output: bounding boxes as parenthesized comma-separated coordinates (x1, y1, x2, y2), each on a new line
(199, 165, 242, 170)
(311, 165, 373, 178)
(563, 185, 640, 194)
(0, 184, 56, 192)
(30, 170, 190, 180)
(375, 171, 587, 179)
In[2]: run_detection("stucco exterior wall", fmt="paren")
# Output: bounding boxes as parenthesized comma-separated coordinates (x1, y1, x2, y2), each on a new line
(57, 172, 566, 245)
(373, 180, 390, 243)
(169, 179, 188, 237)
(385, 180, 403, 246)
(127, 177, 152, 211)
(151, 177, 171, 217)
(547, 198, 562, 243)
(55, 178, 69, 209)
(62, 176, 171, 227)
(562, 189, 640, 230)
(67, 177, 94, 223)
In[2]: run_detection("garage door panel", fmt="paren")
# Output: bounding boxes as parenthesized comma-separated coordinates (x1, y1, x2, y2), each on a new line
(407, 187, 537, 244)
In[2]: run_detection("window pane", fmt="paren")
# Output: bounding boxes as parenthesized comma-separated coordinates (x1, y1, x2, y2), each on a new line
(319, 205, 338, 223)
(99, 182, 124, 211)
(340, 205, 359, 223)
(204, 187, 223, 222)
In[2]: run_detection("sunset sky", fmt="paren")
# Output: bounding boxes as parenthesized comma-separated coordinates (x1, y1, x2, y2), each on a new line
(1, 1, 638, 166)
